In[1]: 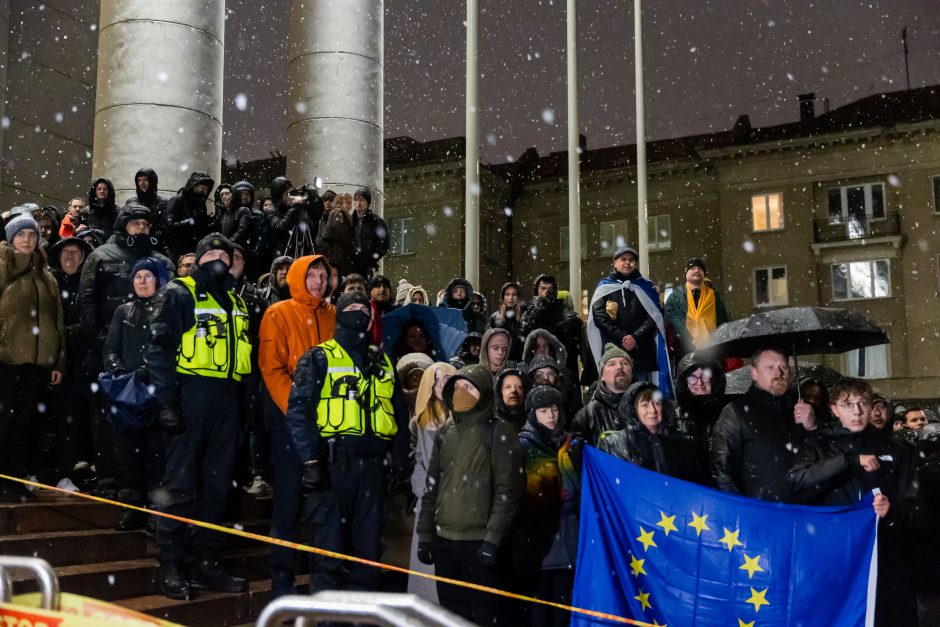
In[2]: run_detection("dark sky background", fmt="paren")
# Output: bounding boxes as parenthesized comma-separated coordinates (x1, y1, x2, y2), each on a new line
(222, 0, 940, 165)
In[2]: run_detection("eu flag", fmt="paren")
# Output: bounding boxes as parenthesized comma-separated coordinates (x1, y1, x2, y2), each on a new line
(572, 447, 877, 627)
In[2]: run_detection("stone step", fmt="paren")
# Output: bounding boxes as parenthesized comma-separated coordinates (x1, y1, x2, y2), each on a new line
(0, 498, 123, 535)
(12, 548, 271, 602)
(117, 576, 310, 626)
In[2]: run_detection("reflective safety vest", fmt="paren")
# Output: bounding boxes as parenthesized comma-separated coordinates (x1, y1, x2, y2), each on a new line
(316, 339, 397, 440)
(174, 275, 252, 381)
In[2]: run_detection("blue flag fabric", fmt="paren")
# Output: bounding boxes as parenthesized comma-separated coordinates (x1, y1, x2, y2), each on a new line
(572, 447, 877, 627)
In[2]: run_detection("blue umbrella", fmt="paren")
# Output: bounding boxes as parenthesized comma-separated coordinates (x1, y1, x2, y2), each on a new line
(97, 371, 157, 430)
(382, 304, 468, 362)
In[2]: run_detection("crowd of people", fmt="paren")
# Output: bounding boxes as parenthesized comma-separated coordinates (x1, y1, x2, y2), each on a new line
(0, 169, 937, 626)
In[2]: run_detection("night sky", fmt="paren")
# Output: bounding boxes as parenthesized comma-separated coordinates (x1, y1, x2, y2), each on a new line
(222, 0, 940, 165)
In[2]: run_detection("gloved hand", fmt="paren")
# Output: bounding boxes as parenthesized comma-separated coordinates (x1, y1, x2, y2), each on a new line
(416, 542, 435, 565)
(301, 461, 328, 492)
(476, 541, 498, 568)
(134, 365, 149, 383)
(157, 404, 185, 435)
(385, 465, 409, 496)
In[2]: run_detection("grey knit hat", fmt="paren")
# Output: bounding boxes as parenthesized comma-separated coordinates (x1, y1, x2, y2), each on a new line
(4, 214, 40, 241)
(599, 342, 633, 369)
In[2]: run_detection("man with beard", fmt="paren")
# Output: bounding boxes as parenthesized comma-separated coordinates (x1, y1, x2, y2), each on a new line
(260, 255, 294, 307)
(571, 344, 634, 446)
(78, 204, 175, 494)
(711, 348, 817, 502)
(161, 171, 215, 261)
(147, 234, 252, 600)
(125, 168, 167, 217)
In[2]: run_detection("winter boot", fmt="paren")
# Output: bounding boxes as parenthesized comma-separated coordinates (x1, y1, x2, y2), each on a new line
(157, 561, 193, 600)
(190, 558, 248, 593)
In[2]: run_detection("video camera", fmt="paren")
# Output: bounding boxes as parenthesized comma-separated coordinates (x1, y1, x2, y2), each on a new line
(287, 176, 324, 205)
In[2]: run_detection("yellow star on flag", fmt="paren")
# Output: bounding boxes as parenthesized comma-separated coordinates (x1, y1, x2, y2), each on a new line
(688, 511, 710, 536)
(629, 554, 647, 577)
(636, 527, 657, 552)
(719, 527, 744, 551)
(656, 511, 678, 536)
(651, 620, 667, 626)
(634, 589, 652, 611)
(746, 587, 770, 612)
(739, 553, 764, 579)
(738, 620, 755, 627)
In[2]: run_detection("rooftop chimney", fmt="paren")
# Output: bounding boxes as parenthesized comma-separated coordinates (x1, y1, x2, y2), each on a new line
(798, 93, 816, 124)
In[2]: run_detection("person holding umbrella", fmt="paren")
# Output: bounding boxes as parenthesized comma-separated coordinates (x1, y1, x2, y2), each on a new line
(710, 347, 818, 502)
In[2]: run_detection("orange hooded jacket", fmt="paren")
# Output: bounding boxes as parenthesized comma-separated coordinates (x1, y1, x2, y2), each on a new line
(259, 255, 337, 415)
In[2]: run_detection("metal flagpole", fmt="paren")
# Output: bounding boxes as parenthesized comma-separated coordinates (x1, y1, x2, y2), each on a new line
(567, 0, 582, 311)
(634, 0, 649, 273)
(464, 0, 480, 288)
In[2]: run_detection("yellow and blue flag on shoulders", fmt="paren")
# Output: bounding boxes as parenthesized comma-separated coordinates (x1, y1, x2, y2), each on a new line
(572, 447, 877, 627)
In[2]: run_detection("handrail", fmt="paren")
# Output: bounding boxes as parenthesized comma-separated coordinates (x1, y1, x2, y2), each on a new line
(256, 592, 476, 627)
(0, 556, 60, 611)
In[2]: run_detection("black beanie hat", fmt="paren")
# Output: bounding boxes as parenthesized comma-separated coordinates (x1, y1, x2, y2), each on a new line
(354, 188, 372, 207)
(367, 274, 391, 291)
(685, 257, 706, 273)
(195, 232, 234, 264)
(525, 385, 565, 413)
(335, 290, 372, 313)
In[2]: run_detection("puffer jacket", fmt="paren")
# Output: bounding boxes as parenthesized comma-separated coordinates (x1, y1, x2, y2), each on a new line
(161, 171, 216, 260)
(710, 383, 811, 502)
(570, 380, 625, 446)
(102, 295, 157, 373)
(81, 177, 118, 237)
(597, 381, 705, 483)
(0, 242, 65, 370)
(674, 352, 728, 458)
(259, 255, 336, 417)
(417, 365, 525, 546)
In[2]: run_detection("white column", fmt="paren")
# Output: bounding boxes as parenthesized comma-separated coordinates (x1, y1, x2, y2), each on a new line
(286, 0, 384, 215)
(634, 0, 649, 273)
(464, 0, 480, 288)
(92, 1, 225, 201)
(567, 0, 582, 311)
(0, 0, 9, 194)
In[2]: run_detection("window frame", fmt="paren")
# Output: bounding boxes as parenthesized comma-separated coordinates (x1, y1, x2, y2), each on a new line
(752, 265, 789, 307)
(648, 214, 672, 252)
(389, 216, 416, 256)
(826, 181, 887, 223)
(932, 175, 940, 215)
(830, 259, 891, 302)
(750, 192, 785, 233)
(559, 224, 588, 262)
(598, 219, 630, 258)
(843, 344, 891, 380)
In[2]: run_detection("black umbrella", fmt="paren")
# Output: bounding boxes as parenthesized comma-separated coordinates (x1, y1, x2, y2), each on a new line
(725, 362, 844, 396)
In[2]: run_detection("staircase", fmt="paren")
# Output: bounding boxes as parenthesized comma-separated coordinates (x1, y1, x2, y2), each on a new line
(0, 489, 299, 626)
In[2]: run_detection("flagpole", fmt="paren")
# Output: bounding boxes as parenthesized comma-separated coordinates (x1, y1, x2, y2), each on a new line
(567, 0, 582, 312)
(464, 0, 480, 288)
(634, 0, 649, 273)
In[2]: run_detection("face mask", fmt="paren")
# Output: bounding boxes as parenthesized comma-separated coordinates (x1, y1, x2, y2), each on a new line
(452, 386, 479, 412)
(201, 259, 230, 281)
(124, 234, 154, 254)
(336, 309, 371, 333)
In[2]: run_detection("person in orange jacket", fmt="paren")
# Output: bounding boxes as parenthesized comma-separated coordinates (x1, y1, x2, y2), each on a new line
(258, 254, 336, 597)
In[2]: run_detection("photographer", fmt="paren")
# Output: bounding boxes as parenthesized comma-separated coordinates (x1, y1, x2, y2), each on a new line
(266, 176, 324, 259)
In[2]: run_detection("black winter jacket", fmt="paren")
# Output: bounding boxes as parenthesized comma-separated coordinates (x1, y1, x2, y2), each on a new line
(589, 270, 658, 371)
(487, 281, 525, 361)
(126, 168, 167, 216)
(570, 381, 624, 446)
(81, 178, 118, 238)
(674, 353, 728, 459)
(710, 384, 813, 502)
(521, 294, 582, 376)
(161, 171, 215, 260)
(102, 296, 155, 374)
(597, 382, 706, 483)
(351, 209, 389, 278)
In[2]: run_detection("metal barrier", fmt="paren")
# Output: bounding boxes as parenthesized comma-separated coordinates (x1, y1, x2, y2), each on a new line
(0, 556, 60, 611)
(256, 592, 476, 627)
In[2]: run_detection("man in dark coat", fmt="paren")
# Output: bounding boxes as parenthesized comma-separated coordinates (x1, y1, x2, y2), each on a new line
(161, 171, 216, 261)
(350, 188, 388, 280)
(125, 168, 167, 217)
(571, 343, 633, 446)
(265, 176, 323, 260)
(81, 177, 119, 238)
(521, 274, 582, 377)
(224, 180, 255, 248)
(710, 348, 818, 502)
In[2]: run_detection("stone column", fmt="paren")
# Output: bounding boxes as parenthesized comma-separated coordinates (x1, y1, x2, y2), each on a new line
(92, 1, 225, 202)
(286, 0, 384, 214)
(0, 0, 10, 194)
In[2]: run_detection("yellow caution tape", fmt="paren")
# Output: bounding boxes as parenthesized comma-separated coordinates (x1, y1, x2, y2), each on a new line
(5, 592, 183, 626)
(0, 474, 652, 626)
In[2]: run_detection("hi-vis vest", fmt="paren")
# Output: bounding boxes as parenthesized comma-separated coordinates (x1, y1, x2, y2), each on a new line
(174, 275, 252, 381)
(316, 339, 397, 440)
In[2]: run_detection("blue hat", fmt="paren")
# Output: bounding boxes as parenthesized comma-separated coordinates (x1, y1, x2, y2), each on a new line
(131, 257, 169, 289)
(4, 214, 40, 241)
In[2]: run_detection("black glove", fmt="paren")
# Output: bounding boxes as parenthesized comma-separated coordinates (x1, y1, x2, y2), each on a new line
(417, 542, 435, 565)
(301, 461, 329, 492)
(385, 465, 409, 496)
(157, 404, 185, 435)
(477, 541, 498, 568)
(134, 366, 149, 383)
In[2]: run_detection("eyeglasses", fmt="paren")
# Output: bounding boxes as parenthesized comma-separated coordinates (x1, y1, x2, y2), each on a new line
(686, 373, 712, 385)
(836, 400, 870, 411)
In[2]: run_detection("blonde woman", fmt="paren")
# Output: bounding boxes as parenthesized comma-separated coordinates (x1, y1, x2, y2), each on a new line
(406, 362, 456, 601)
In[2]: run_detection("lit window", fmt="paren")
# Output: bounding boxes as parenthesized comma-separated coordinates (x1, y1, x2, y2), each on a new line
(845, 344, 889, 379)
(754, 266, 788, 306)
(831, 260, 890, 301)
(390, 217, 415, 255)
(559, 225, 587, 262)
(648, 215, 672, 251)
(598, 220, 629, 257)
(751, 193, 784, 232)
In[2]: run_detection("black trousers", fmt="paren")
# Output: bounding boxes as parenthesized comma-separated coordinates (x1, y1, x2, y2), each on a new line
(307, 455, 385, 593)
(156, 378, 240, 563)
(114, 421, 164, 503)
(0, 363, 48, 486)
(434, 538, 506, 626)
(530, 569, 574, 627)
(269, 424, 303, 598)
(51, 385, 93, 478)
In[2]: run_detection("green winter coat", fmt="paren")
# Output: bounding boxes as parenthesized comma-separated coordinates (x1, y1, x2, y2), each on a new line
(664, 279, 731, 355)
(417, 364, 525, 546)
(0, 242, 66, 370)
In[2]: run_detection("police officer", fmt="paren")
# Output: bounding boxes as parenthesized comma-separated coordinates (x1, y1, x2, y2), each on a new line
(285, 290, 409, 593)
(148, 233, 252, 600)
